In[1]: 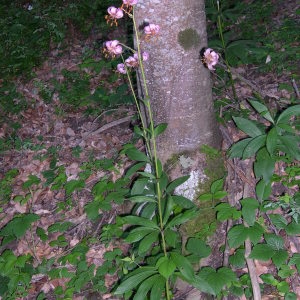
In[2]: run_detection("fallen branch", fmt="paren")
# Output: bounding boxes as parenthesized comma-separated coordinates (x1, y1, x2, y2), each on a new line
(243, 159, 261, 300)
(83, 115, 134, 139)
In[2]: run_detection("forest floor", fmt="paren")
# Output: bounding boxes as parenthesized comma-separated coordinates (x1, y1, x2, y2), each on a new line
(0, 0, 299, 299)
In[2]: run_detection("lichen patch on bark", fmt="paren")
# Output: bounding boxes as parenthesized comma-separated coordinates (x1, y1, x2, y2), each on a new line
(178, 28, 200, 50)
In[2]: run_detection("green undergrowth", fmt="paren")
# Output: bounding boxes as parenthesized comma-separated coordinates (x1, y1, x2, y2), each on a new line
(0, 0, 300, 299)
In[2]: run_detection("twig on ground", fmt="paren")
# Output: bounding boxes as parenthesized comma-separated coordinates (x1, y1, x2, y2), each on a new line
(243, 159, 261, 300)
(218, 62, 267, 98)
(83, 115, 134, 139)
(291, 78, 300, 99)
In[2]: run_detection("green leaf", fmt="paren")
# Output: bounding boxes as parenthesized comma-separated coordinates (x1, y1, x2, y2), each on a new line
(240, 197, 259, 226)
(286, 221, 300, 235)
(228, 225, 248, 248)
(84, 199, 101, 220)
(138, 231, 159, 254)
(197, 267, 236, 296)
(92, 180, 109, 195)
(288, 253, 300, 273)
(131, 178, 151, 196)
(198, 193, 213, 201)
(265, 234, 285, 250)
(284, 292, 297, 300)
(242, 135, 266, 159)
(249, 244, 275, 260)
(170, 252, 195, 282)
(254, 148, 275, 183)
(156, 160, 163, 178)
(65, 179, 85, 196)
(150, 274, 165, 300)
(154, 123, 168, 137)
(36, 227, 48, 242)
(122, 216, 159, 229)
(126, 148, 150, 162)
(229, 248, 245, 268)
(125, 162, 147, 178)
(171, 195, 195, 208)
(272, 250, 288, 267)
(0, 213, 40, 239)
(165, 228, 179, 248)
(127, 195, 157, 203)
(186, 238, 211, 258)
(247, 222, 264, 245)
(114, 268, 157, 295)
(260, 273, 278, 286)
(22, 174, 41, 189)
(133, 274, 163, 300)
(213, 191, 228, 199)
(278, 135, 300, 160)
(210, 178, 224, 193)
(266, 127, 278, 155)
(248, 100, 274, 123)
(156, 256, 176, 279)
(256, 179, 271, 202)
(269, 214, 287, 230)
(137, 171, 156, 179)
(215, 203, 241, 221)
(229, 138, 252, 158)
(166, 175, 190, 193)
(276, 104, 300, 124)
(278, 265, 295, 278)
(125, 227, 157, 243)
(165, 209, 198, 229)
(277, 281, 290, 293)
(232, 117, 263, 137)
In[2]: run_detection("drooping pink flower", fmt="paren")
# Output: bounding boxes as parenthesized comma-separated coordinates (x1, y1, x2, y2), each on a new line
(107, 7, 124, 19)
(123, 0, 138, 6)
(133, 51, 149, 62)
(105, 6, 124, 26)
(144, 24, 160, 36)
(125, 56, 139, 68)
(117, 63, 126, 74)
(202, 48, 219, 70)
(104, 40, 123, 57)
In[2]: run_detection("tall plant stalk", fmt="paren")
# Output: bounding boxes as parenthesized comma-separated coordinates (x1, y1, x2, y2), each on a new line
(122, 8, 171, 299)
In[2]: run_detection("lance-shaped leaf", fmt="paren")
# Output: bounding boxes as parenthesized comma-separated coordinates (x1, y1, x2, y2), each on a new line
(165, 209, 198, 229)
(276, 104, 300, 124)
(121, 216, 159, 229)
(166, 175, 190, 193)
(248, 99, 274, 123)
(114, 267, 158, 295)
(242, 135, 266, 159)
(233, 116, 263, 137)
(133, 274, 164, 300)
(126, 148, 150, 162)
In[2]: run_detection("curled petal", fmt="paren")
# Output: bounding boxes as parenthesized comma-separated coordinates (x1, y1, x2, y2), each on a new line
(203, 48, 219, 70)
(107, 6, 124, 19)
(144, 24, 160, 35)
(133, 51, 149, 61)
(125, 56, 139, 68)
(117, 63, 126, 74)
(123, 0, 138, 5)
(104, 40, 123, 56)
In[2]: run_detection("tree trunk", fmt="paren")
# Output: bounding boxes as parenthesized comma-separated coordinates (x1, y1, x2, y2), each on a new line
(135, 0, 221, 165)
(135, 3, 224, 298)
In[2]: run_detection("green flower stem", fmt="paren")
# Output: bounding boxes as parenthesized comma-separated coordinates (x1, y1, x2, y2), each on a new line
(121, 54, 152, 160)
(217, 11, 237, 100)
(132, 8, 170, 300)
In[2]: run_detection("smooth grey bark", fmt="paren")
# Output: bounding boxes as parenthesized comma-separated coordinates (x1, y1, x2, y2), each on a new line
(135, 0, 221, 164)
